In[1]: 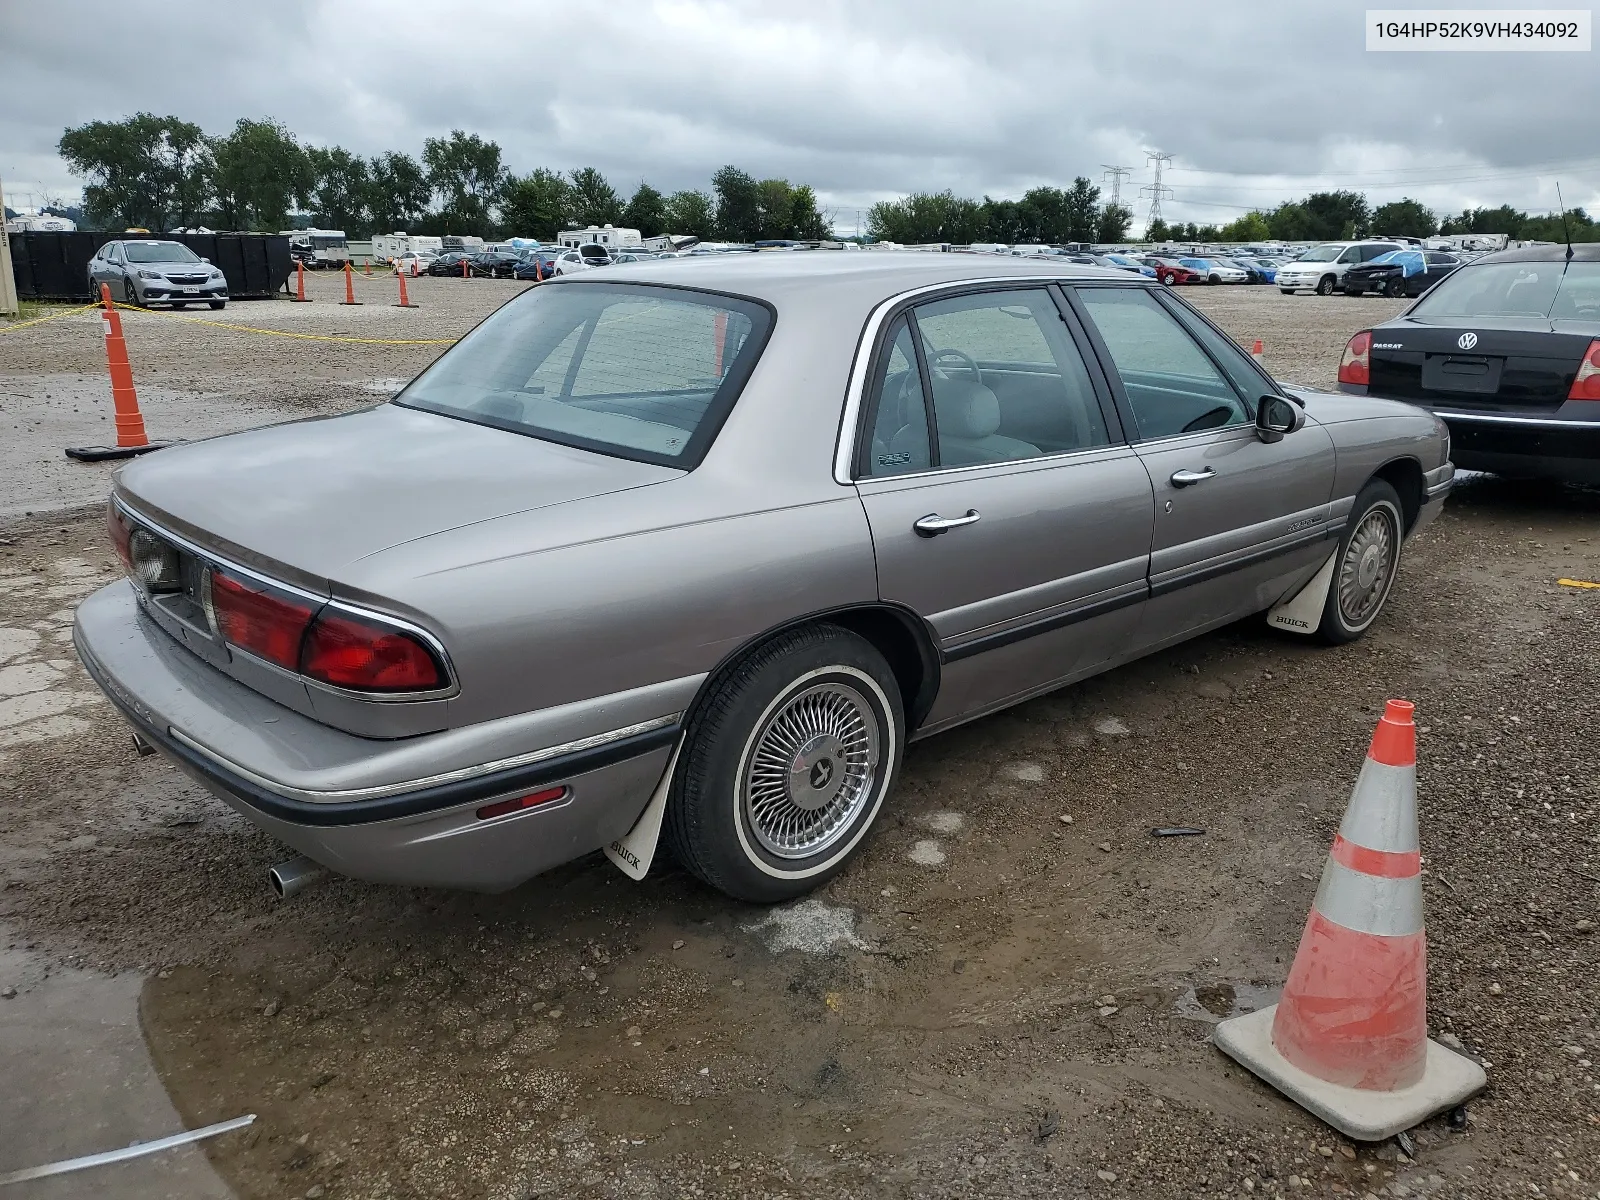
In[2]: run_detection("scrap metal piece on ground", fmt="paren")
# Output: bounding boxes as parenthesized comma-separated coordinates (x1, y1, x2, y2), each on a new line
(1151, 826, 1206, 837)
(1557, 578, 1600, 589)
(0, 1114, 256, 1186)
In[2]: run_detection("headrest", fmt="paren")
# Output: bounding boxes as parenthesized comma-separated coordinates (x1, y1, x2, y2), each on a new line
(931, 377, 1000, 438)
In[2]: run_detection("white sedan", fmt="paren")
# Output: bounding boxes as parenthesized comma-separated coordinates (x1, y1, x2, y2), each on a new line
(392, 251, 438, 277)
(1182, 259, 1248, 284)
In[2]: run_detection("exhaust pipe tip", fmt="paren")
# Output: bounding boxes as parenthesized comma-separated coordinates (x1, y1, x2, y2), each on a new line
(268, 856, 327, 900)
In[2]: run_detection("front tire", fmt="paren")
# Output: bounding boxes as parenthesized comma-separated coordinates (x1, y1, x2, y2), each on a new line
(1315, 275, 1337, 296)
(1161, 271, 1177, 285)
(209, 300, 227, 310)
(664, 624, 904, 902)
(122, 278, 143, 307)
(1318, 480, 1405, 644)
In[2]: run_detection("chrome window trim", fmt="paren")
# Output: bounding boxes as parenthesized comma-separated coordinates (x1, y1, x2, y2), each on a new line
(851, 440, 1140, 488)
(167, 713, 682, 804)
(112, 496, 461, 702)
(1432, 411, 1600, 428)
(833, 274, 1100, 486)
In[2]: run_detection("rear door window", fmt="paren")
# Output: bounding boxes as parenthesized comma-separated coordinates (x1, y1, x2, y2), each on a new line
(862, 317, 932, 476)
(1074, 286, 1250, 440)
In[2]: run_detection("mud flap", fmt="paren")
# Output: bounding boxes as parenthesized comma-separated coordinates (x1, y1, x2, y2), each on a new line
(603, 739, 682, 881)
(1267, 550, 1338, 635)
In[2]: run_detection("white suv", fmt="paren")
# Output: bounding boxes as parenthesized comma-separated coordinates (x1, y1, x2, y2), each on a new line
(1276, 241, 1403, 295)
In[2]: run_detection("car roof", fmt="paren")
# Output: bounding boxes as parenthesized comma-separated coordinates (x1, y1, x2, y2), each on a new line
(1474, 243, 1600, 264)
(580, 250, 1131, 303)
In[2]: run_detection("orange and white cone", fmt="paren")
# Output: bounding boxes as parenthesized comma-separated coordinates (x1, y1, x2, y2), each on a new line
(1212, 700, 1485, 1141)
(1250, 339, 1265, 364)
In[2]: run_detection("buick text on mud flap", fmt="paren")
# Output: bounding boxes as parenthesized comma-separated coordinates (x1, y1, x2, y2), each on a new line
(609, 840, 642, 870)
(1276, 616, 1313, 630)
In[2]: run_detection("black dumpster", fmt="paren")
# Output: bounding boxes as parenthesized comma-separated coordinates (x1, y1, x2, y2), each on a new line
(8, 231, 291, 301)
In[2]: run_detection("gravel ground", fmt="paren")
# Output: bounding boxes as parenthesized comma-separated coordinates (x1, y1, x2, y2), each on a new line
(1, 279, 1597, 1200)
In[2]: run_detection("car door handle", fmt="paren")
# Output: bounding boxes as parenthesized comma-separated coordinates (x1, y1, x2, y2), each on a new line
(913, 509, 981, 537)
(1169, 468, 1216, 488)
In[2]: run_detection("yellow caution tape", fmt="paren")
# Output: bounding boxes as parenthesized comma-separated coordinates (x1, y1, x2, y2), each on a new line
(110, 301, 458, 345)
(1557, 578, 1600, 589)
(0, 302, 103, 333)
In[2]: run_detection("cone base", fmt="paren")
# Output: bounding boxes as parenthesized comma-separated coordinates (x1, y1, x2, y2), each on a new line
(1213, 1005, 1485, 1141)
(65, 441, 175, 462)
(392, 303, 419, 309)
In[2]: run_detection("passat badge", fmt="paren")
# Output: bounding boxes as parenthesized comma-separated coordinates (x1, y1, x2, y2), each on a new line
(1457, 332, 1479, 350)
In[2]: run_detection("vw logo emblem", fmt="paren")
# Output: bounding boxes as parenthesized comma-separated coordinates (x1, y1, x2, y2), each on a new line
(1457, 332, 1478, 350)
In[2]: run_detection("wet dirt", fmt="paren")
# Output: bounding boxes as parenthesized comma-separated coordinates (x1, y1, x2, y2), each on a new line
(1, 285, 1597, 1199)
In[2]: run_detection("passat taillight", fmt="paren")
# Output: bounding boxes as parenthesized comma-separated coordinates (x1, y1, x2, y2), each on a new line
(108, 503, 133, 572)
(1338, 330, 1372, 387)
(299, 609, 444, 692)
(210, 571, 316, 671)
(1569, 339, 1600, 401)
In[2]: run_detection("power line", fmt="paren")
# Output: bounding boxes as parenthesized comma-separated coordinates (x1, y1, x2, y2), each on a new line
(1100, 164, 1135, 209)
(1140, 151, 1174, 232)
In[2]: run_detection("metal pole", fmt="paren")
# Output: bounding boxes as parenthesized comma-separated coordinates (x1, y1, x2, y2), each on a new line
(0, 176, 20, 316)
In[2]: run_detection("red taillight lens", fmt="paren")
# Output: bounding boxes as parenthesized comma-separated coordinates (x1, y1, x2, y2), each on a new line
(1569, 339, 1600, 401)
(300, 610, 443, 692)
(1338, 330, 1372, 387)
(210, 571, 315, 671)
(108, 504, 133, 571)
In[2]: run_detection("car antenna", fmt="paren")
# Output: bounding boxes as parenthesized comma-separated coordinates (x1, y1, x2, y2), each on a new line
(1556, 182, 1575, 262)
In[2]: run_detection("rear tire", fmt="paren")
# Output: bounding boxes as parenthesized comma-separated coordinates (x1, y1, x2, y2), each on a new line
(1317, 480, 1405, 644)
(209, 300, 226, 310)
(664, 624, 904, 902)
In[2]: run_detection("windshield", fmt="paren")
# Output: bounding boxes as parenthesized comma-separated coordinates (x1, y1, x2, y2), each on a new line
(123, 241, 200, 264)
(1409, 261, 1600, 320)
(396, 283, 772, 467)
(1296, 245, 1344, 262)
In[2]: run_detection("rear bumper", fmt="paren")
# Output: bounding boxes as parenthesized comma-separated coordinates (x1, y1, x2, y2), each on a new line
(73, 582, 676, 891)
(1428, 411, 1600, 484)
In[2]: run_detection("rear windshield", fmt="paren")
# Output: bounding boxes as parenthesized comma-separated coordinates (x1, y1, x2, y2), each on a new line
(396, 282, 772, 467)
(1409, 261, 1600, 319)
(124, 241, 200, 263)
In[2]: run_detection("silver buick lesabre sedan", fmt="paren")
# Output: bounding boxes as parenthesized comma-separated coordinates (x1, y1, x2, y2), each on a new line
(75, 254, 1453, 901)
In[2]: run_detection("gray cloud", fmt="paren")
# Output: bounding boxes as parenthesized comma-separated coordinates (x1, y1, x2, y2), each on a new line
(3, 0, 1596, 226)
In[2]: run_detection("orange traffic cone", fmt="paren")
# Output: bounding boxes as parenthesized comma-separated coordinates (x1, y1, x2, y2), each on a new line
(363, 259, 372, 276)
(65, 284, 173, 461)
(1251, 339, 1265, 364)
(289, 260, 311, 302)
(1213, 701, 1486, 1140)
(340, 261, 361, 305)
(394, 269, 418, 309)
(461, 257, 470, 280)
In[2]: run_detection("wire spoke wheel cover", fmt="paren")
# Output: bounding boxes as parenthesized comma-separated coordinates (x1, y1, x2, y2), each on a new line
(742, 681, 881, 860)
(1337, 504, 1398, 629)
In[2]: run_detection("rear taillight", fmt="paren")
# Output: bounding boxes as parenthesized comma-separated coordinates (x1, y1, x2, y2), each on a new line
(1569, 339, 1600, 401)
(300, 609, 444, 692)
(108, 504, 133, 571)
(1338, 330, 1371, 387)
(210, 571, 316, 671)
(476, 787, 567, 820)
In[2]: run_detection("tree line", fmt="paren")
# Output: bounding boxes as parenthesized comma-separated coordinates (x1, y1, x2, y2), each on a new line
(56, 113, 831, 242)
(865, 182, 1133, 245)
(1154, 190, 1597, 245)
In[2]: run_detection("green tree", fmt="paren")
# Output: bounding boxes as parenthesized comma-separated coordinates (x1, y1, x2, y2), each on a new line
(1061, 177, 1102, 243)
(981, 197, 1023, 243)
(662, 189, 715, 239)
(622, 182, 666, 237)
(1095, 203, 1134, 244)
(210, 118, 310, 231)
(422, 130, 506, 233)
(1303, 190, 1370, 239)
(712, 166, 762, 241)
(1520, 207, 1599, 242)
(501, 168, 572, 239)
(867, 191, 986, 244)
(1266, 201, 1314, 241)
(59, 113, 212, 231)
(788, 184, 830, 240)
(305, 145, 371, 235)
(566, 167, 622, 229)
(366, 151, 432, 231)
(1216, 211, 1272, 242)
(1145, 217, 1172, 242)
(1369, 198, 1437, 239)
(1440, 204, 1524, 237)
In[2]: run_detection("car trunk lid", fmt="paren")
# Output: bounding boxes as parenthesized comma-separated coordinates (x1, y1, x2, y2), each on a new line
(114, 403, 682, 591)
(1368, 315, 1596, 412)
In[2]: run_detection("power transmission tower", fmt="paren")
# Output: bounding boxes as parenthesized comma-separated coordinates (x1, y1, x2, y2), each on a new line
(1140, 151, 1174, 235)
(1100, 165, 1135, 210)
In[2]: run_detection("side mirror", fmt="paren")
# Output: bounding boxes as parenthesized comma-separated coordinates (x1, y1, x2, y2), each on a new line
(1256, 394, 1305, 444)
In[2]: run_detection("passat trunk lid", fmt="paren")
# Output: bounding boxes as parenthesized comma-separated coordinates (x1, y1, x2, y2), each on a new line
(1366, 314, 1598, 412)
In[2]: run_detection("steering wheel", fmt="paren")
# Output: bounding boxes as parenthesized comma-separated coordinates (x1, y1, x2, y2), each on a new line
(1181, 405, 1235, 433)
(929, 348, 982, 383)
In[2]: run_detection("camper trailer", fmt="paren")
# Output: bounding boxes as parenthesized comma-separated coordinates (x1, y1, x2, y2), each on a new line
(558, 224, 642, 250)
(282, 228, 350, 268)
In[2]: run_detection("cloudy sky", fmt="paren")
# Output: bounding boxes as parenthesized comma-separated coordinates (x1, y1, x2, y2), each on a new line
(3, 0, 1595, 231)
